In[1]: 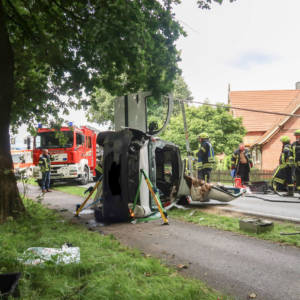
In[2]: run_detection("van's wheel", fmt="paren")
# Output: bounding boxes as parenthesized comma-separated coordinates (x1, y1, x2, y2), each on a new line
(79, 167, 89, 185)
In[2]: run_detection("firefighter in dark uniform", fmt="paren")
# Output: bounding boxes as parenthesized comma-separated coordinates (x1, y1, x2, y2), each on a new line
(290, 130, 300, 195)
(231, 144, 253, 186)
(39, 149, 51, 193)
(272, 136, 294, 195)
(196, 133, 215, 182)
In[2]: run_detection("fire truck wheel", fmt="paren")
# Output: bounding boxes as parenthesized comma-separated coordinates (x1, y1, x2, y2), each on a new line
(79, 166, 89, 185)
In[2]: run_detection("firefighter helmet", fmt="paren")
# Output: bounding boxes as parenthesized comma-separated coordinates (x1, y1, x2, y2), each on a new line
(294, 129, 300, 136)
(199, 132, 209, 139)
(280, 136, 290, 143)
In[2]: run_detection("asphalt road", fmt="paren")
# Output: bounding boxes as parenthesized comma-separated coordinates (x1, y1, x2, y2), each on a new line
(19, 183, 300, 300)
(223, 193, 300, 222)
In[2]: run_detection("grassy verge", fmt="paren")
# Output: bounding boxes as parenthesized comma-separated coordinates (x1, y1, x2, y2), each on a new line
(168, 208, 300, 247)
(0, 199, 230, 300)
(52, 185, 87, 197)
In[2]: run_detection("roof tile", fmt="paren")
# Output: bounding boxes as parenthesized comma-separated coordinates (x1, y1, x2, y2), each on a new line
(229, 90, 300, 132)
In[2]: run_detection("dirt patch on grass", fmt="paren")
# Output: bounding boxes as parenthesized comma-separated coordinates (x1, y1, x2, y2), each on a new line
(196, 206, 247, 219)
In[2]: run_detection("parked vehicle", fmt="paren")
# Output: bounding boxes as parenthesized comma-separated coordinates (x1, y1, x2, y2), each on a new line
(32, 125, 98, 185)
(11, 149, 34, 179)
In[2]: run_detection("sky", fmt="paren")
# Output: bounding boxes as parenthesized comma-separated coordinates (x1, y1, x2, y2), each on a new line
(173, 0, 300, 103)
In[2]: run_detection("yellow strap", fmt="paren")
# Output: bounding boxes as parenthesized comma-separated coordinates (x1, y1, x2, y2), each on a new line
(143, 175, 168, 225)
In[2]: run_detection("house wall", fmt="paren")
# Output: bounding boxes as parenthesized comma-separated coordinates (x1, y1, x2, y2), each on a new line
(261, 108, 300, 170)
(244, 131, 265, 146)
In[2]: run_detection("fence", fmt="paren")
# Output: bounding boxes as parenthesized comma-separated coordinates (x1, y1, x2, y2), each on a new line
(210, 170, 274, 184)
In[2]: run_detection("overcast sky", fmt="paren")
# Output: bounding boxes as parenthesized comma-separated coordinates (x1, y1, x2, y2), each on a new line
(173, 0, 300, 103)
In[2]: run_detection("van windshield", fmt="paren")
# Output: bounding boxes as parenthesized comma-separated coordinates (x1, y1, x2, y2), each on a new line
(35, 131, 74, 149)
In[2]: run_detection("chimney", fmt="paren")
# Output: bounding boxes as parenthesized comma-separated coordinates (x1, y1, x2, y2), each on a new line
(296, 82, 300, 90)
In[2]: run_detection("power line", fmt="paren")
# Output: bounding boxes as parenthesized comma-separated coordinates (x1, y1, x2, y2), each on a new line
(179, 99, 300, 118)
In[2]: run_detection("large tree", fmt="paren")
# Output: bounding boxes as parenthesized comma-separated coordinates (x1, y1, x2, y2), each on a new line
(0, 0, 185, 223)
(159, 103, 246, 155)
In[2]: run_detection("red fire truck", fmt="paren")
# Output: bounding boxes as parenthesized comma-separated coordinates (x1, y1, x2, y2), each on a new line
(32, 124, 98, 185)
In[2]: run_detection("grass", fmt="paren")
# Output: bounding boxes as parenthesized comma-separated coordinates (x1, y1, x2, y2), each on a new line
(0, 199, 230, 300)
(52, 185, 87, 197)
(21, 177, 90, 197)
(168, 208, 300, 247)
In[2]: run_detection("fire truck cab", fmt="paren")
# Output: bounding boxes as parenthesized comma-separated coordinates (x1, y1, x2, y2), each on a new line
(32, 125, 98, 185)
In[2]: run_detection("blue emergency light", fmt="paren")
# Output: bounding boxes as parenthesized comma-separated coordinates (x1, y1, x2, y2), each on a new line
(38, 123, 42, 128)
(68, 122, 73, 127)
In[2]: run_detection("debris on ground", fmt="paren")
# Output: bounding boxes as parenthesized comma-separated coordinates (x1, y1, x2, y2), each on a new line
(177, 264, 188, 269)
(248, 292, 257, 298)
(239, 218, 274, 234)
(20, 243, 80, 265)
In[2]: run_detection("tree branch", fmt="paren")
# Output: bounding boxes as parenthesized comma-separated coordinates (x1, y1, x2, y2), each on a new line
(5, 0, 39, 43)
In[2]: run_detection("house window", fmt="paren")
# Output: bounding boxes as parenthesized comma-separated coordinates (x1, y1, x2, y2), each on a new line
(252, 149, 256, 164)
(256, 148, 261, 164)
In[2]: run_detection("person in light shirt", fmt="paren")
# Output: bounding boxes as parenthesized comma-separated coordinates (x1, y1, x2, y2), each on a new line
(231, 143, 253, 186)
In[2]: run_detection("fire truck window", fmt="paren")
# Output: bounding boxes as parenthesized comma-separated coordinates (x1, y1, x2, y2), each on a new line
(86, 136, 92, 148)
(35, 136, 41, 148)
(76, 133, 84, 146)
(35, 132, 73, 149)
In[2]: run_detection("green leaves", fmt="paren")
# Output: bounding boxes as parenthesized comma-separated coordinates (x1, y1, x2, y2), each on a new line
(197, 0, 237, 9)
(4, 0, 184, 128)
(159, 103, 246, 155)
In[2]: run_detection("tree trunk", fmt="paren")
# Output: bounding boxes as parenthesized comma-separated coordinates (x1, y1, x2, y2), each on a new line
(0, 0, 25, 223)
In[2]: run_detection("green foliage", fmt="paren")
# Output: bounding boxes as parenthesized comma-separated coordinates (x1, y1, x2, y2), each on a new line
(159, 103, 246, 155)
(87, 89, 115, 129)
(4, 0, 185, 131)
(0, 199, 230, 299)
(197, 0, 237, 9)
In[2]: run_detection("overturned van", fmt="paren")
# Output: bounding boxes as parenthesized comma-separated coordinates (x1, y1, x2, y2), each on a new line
(94, 128, 242, 223)
(95, 128, 183, 222)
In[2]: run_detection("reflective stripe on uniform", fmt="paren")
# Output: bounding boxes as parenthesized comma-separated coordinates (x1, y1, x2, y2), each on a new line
(95, 164, 103, 173)
(273, 177, 285, 184)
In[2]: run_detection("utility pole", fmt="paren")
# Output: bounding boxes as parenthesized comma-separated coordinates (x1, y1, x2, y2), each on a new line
(180, 101, 193, 175)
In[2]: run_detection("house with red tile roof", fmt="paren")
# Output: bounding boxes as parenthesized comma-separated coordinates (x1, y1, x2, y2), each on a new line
(229, 85, 300, 170)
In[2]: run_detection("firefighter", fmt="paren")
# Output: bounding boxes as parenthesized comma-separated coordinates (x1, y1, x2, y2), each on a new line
(196, 132, 215, 182)
(39, 149, 51, 193)
(272, 136, 294, 195)
(95, 154, 103, 180)
(231, 144, 253, 186)
(290, 129, 300, 194)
